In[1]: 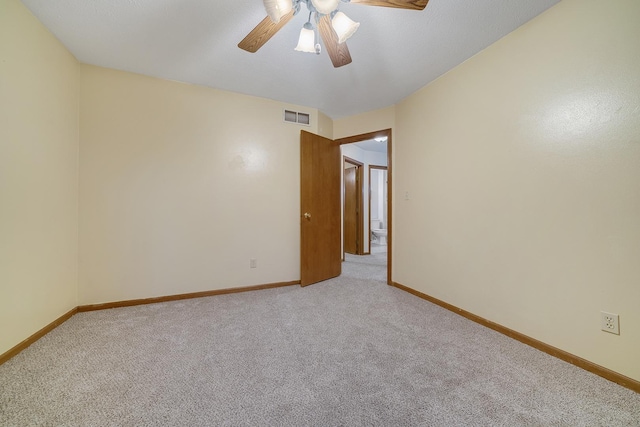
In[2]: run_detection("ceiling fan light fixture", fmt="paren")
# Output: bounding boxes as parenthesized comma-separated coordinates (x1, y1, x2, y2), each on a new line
(331, 12, 359, 44)
(310, 0, 340, 15)
(240, 0, 430, 68)
(295, 23, 316, 53)
(263, 0, 293, 23)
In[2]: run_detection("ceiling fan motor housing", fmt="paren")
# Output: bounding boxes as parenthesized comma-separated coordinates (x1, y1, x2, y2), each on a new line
(308, 0, 341, 15)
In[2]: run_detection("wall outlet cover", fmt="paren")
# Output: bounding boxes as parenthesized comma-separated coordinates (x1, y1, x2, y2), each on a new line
(601, 311, 620, 335)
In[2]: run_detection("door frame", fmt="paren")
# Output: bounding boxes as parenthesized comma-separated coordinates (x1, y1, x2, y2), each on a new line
(335, 129, 393, 285)
(343, 156, 364, 257)
(368, 165, 387, 254)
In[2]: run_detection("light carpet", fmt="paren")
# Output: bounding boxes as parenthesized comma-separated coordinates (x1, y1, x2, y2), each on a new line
(1, 252, 639, 426)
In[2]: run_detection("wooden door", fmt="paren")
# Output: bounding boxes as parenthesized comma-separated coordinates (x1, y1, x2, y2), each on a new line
(300, 130, 341, 286)
(344, 166, 358, 254)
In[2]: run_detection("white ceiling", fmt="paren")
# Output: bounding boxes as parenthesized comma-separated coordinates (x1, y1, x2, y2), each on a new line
(354, 138, 387, 153)
(20, 0, 560, 119)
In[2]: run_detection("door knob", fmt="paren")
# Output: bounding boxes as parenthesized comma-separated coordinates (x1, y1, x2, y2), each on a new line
(304, 212, 311, 220)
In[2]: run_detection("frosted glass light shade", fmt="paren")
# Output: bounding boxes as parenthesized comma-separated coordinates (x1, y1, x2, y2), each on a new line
(295, 27, 316, 53)
(310, 0, 340, 15)
(332, 12, 359, 44)
(263, 0, 292, 23)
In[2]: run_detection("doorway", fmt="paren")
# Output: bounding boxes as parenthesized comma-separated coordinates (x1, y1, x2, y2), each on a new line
(369, 165, 388, 251)
(299, 129, 392, 286)
(336, 129, 392, 284)
(343, 157, 364, 256)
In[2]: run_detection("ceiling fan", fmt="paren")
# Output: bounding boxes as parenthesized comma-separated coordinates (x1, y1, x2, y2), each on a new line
(238, 0, 429, 68)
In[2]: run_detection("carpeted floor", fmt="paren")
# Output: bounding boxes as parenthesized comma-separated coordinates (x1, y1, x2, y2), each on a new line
(1, 250, 639, 426)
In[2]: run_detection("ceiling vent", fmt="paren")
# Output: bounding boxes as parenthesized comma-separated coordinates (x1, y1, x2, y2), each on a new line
(284, 109, 310, 126)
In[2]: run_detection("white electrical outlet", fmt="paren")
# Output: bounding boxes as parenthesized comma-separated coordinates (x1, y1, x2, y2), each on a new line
(250, 258, 257, 269)
(601, 311, 620, 335)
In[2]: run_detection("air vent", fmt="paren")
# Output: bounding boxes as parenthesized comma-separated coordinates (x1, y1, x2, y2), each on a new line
(284, 109, 310, 126)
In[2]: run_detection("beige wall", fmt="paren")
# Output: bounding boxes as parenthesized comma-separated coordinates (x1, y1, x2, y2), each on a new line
(394, 0, 640, 381)
(79, 65, 317, 304)
(0, 0, 79, 354)
(333, 106, 395, 140)
(317, 111, 334, 139)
